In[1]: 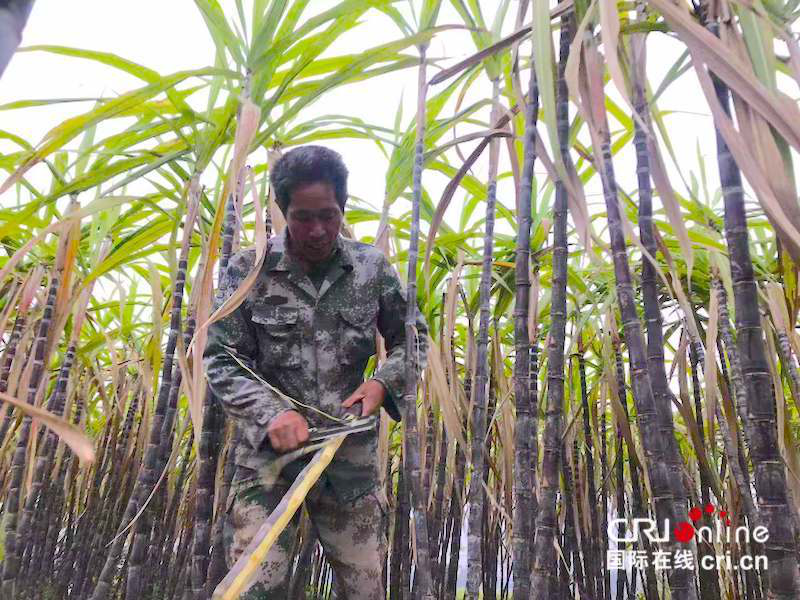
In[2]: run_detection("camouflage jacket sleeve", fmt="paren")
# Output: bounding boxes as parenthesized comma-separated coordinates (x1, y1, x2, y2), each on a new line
(203, 250, 293, 450)
(371, 254, 428, 421)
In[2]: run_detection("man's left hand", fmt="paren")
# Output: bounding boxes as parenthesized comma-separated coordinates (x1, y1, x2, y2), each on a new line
(342, 379, 386, 417)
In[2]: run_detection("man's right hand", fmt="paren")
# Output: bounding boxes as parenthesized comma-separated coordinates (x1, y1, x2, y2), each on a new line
(267, 410, 309, 453)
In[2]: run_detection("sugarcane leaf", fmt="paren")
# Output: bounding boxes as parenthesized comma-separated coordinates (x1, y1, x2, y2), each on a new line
(0, 391, 94, 463)
(650, 0, 800, 153)
(17, 45, 161, 82)
(194, 0, 247, 66)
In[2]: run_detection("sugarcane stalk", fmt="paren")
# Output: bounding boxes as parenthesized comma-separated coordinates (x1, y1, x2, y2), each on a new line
(464, 70, 501, 600)
(480, 383, 497, 600)
(687, 336, 723, 600)
(429, 418, 447, 595)
(632, 32, 691, 516)
(614, 364, 627, 600)
(403, 41, 435, 600)
(0, 267, 41, 448)
(90, 176, 199, 600)
(614, 340, 659, 600)
(0, 314, 26, 445)
(528, 332, 539, 538)
(126, 216, 198, 598)
(631, 35, 713, 597)
(511, 16, 539, 600)
(530, 13, 572, 599)
(707, 33, 799, 594)
(578, 347, 602, 598)
(444, 402, 466, 600)
(17, 284, 96, 590)
(0, 271, 60, 596)
(583, 17, 697, 594)
(212, 435, 346, 600)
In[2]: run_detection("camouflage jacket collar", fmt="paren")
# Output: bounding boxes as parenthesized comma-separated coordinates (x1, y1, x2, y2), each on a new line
(265, 232, 354, 300)
(266, 231, 354, 272)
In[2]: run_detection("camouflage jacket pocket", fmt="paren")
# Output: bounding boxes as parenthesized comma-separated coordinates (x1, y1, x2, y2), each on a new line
(338, 304, 376, 365)
(251, 304, 301, 368)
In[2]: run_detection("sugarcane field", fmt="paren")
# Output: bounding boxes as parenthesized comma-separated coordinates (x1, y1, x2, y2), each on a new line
(2, 0, 800, 598)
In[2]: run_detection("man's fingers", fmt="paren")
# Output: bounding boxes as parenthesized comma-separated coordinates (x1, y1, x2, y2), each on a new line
(362, 396, 379, 416)
(297, 420, 309, 444)
(361, 397, 375, 416)
(279, 430, 297, 452)
(269, 431, 284, 453)
(342, 391, 365, 408)
(270, 427, 293, 453)
(267, 411, 311, 452)
(282, 422, 308, 451)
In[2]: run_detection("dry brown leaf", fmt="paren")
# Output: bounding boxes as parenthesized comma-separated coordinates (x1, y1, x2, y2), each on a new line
(192, 169, 268, 346)
(426, 337, 466, 449)
(704, 289, 719, 445)
(693, 63, 800, 256)
(731, 91, 800, 261)
(646, 134, 694, 279)
(0, 390, 94, 463)
(651, 0, 800, 151)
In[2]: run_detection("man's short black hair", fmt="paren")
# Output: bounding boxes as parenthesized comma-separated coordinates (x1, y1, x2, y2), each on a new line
(269, 145, 348, 214)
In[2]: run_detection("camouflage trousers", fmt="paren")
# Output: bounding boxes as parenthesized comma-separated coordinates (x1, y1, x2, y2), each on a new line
(224, 466, 388, 599)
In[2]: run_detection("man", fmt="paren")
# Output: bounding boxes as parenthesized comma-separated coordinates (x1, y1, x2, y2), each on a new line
(204, 145, 428, 599)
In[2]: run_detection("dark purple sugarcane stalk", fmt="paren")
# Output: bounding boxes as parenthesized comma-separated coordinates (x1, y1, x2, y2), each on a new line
(585, 19, 695, 595)
(125, 186, 199, 599)
(72, 380, 140, 597)
(528, 332, 539, 539)
(615, 340, 659, 600)
(389, 453, 408, 599)
(17, 336, 77, 584)
(0, 271, 60, 596)
(464, 72, 501, 600)
(444, 419, 465, 600)
(511, 14, 540, 600)
(17, 284, 94, 580)
(578, 346, 602, 598)
(90, 176, 199, 600)
(530, 13, 572, 600)
(403, 42, 435, 600)
(631, 41, 706, 597)
(0, 268, 41, 447)
(193, 154, 244, 595)
(429, 418, 448, 595)
(614, 358, 627, 600)
(706, 23, 799, 593)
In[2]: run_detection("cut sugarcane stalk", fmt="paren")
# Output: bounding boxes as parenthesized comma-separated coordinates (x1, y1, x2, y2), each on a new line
(212, 434, 346, 600)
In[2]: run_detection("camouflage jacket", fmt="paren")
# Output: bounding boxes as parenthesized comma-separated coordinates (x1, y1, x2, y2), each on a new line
(204, 232, 428, 502)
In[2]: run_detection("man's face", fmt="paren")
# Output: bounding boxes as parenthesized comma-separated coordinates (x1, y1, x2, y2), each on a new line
(285, 181, 343, 264)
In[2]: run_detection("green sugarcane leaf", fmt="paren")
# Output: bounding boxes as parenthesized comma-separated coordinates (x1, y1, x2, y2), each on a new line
(381, 5, 414, 36)
(534, 0, 559, 174)
(420, 0, 443, 32)
(736, 2, 777, 91)
(194, 0, 247, 66)
(254, 29, 438, 148)
(18, 45, 161, 82)
(86, 216, 175, 285)
(249, 0, 289, 60)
